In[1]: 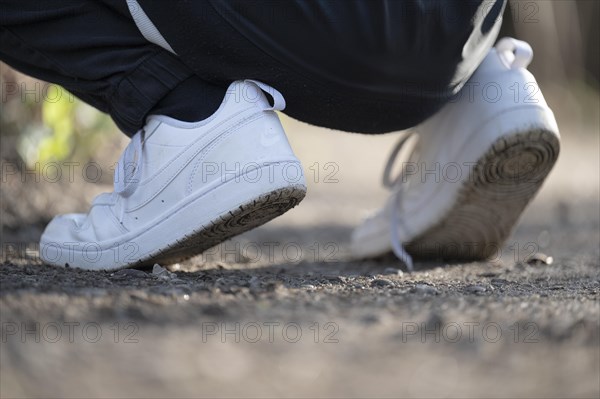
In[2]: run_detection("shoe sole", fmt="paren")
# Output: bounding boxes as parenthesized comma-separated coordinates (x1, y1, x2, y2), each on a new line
(41, 161, 306, 270)
(405, 128, 560, 261)
(137, 185, 306, 267)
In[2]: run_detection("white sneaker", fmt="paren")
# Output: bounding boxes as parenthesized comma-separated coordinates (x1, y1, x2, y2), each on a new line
(40, 80, 306, 270)
(351, 38, 560, 270)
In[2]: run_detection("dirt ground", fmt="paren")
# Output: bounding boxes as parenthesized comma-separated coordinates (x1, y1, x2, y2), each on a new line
(1, 119, 599, 398)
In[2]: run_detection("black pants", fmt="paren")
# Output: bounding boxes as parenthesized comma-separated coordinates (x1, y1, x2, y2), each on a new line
(0, 0, 505, 136)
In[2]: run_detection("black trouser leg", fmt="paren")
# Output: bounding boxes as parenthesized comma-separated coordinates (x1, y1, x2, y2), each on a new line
(0, 0, 224, 136)
(137, 0, 506, 133)
(1, 0, 506, 136)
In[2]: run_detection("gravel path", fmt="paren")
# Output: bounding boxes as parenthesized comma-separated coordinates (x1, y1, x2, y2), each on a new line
(1, 123, 598, 398)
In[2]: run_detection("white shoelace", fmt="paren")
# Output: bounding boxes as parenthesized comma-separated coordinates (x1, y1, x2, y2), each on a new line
(382, 131, 418, 272)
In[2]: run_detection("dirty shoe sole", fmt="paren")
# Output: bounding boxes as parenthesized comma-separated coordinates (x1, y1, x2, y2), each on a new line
(145, 185, 306, 267)
(40, 163, 306, 270)
(406, 128, 560, 261)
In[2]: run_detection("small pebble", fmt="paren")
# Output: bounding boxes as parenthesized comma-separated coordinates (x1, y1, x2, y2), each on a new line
(371, 279, 394, 287)
(323, 275, 345, 283)
(383, 268, 404, 276)
(491, 278, 511, 286)
(152, 264, 177, 280)
(478, 272, 499, 278)
(465, 285, 487, 294)
(248, 276, 261, 289)
(301, 284, 316, 291)
(525, 253, 554, 266)
(111, 269, 148, 279)
(413, 284, 439, 295)
(152, 264, 166, 275)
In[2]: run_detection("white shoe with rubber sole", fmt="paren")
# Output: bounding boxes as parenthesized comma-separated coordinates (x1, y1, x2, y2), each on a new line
(351, 38, 561, 270)
(40, 80, 306, 270)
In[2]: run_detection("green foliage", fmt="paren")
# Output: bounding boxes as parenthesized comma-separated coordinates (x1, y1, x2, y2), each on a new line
(17, 85, 116, 167)
(39, 91, 75, 162)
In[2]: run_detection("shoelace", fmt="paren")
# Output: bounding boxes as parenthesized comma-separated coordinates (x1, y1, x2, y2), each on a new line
(381, 131, 418, 272)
